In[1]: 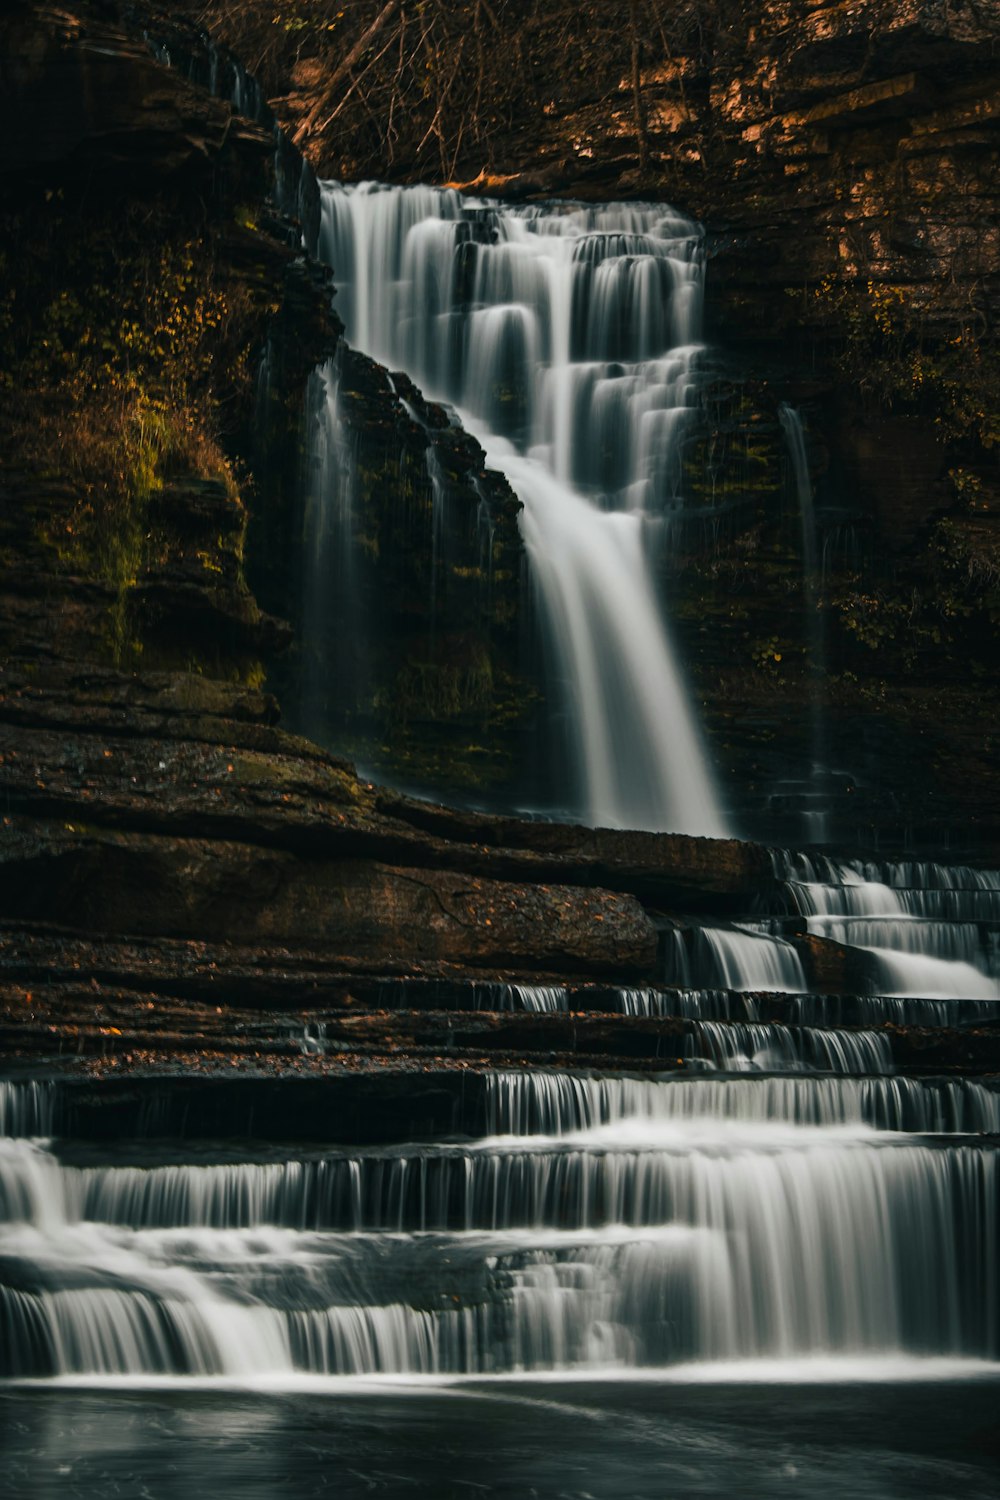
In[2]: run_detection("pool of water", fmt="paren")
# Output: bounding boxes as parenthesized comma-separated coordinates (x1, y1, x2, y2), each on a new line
(4, 1378, 999, 1499)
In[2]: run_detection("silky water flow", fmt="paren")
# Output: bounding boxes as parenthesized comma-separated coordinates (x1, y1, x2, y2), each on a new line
(310, 183, 727, 837)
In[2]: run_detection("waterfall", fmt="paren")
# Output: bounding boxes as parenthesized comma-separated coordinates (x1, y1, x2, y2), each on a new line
(780, 406, 818, 588)
(313, 182, 727, 837)
(3, 1065, 998, 1380)
(301, 359, 358, 738)
(623, 987, 761, 1020)
(0, 1082, 54, 1139)
(2, 86, 997, 1391)
(5, 839, 1000, 1384)
(683, 926, 808, 993)
(484, 1070, 1000, 1136)
(655, 854, 1000, 1001)
(774, 850, 1000, 999)
(509, 985, 570, 1013)
(143, 24, 318, 244)
(682, 1022, 893, 1074)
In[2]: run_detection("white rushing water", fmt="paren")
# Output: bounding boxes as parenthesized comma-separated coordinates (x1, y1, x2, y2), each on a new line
(3, 1060, 998, 1383)
(311, 182, 727, 836)
(774, 851, 1000, 1000)
(301, 358, 356, 736)
(661, 924, 812, 995)
(6, 846, 997, 1384)
(654, 855, 1000, 1002)
(682, 1021, 893, 1074)
(0, 1081, 54, 1139)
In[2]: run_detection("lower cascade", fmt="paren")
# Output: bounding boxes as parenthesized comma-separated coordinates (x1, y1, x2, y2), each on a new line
(3, 853, 1000, 1382)
(774, 852, 1000, 1000)
(3, 1033, 999, 1379)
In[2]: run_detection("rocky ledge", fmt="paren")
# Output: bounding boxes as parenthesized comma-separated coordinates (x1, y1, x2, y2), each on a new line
(0, 664, 771, 979)
(3, 658, 997, 1092)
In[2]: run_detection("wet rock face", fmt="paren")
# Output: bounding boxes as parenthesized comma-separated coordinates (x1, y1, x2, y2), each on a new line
(702, 0, 1000, 344)
(791, 933, 877, 995)
(256, 344, 536, 800)
(0, 663, 767, 978)
(832, 417, 949, 549)
(0, 4, 271, 192)
(0, 824, 657, 976)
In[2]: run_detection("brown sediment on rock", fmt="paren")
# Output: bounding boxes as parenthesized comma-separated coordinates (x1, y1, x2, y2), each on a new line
(0, 819, 659, 977)
(5, 984, 1000, 1086)
(790, 932, 878, 994)
(0, 672, 775, 935)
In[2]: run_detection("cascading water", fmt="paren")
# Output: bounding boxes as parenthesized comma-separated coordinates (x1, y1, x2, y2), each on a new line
(775, 851, 1000, 1000)
(0, 1081, 53, 1139)
(662, 920, 810, 993)
(682, 1022, 894, 1074)
(689, 925, 808, 993)
(300, 353, 366, 740)
(3, 1062, 998, 1382)
(2, 859, 998, 1390)
(311, 183, 727, 836)
(656, 853, 1000, 1003)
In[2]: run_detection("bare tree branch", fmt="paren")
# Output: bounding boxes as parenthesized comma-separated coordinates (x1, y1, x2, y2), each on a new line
(292, 0, 401, 147)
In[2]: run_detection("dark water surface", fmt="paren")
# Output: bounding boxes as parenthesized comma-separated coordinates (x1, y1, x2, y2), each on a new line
(3, 1380, 999, 1499)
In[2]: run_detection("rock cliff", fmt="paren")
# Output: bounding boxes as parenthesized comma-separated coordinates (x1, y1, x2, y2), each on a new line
(190, 1, 1000, 335)
(178, 0, 1000, 846)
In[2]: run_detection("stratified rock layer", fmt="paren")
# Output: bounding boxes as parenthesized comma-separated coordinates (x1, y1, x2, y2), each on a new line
(0, 662, 772, 976)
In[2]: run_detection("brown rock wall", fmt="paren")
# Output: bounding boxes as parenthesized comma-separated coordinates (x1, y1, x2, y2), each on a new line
(0, 3, 270, 188)
(0, 820, 658, 976)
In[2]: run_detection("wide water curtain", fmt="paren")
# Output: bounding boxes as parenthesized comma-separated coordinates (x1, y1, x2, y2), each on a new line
(316, 184, 727, 837)
(3, 1061, 998, 1377)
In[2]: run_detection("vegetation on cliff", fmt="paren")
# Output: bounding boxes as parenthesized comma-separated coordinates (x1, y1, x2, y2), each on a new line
(0, 201, 256, 660)
(0, 2, 343, 676)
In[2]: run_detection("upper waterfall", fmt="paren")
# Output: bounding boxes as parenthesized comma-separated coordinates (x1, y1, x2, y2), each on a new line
(314, 182, 728, 837)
